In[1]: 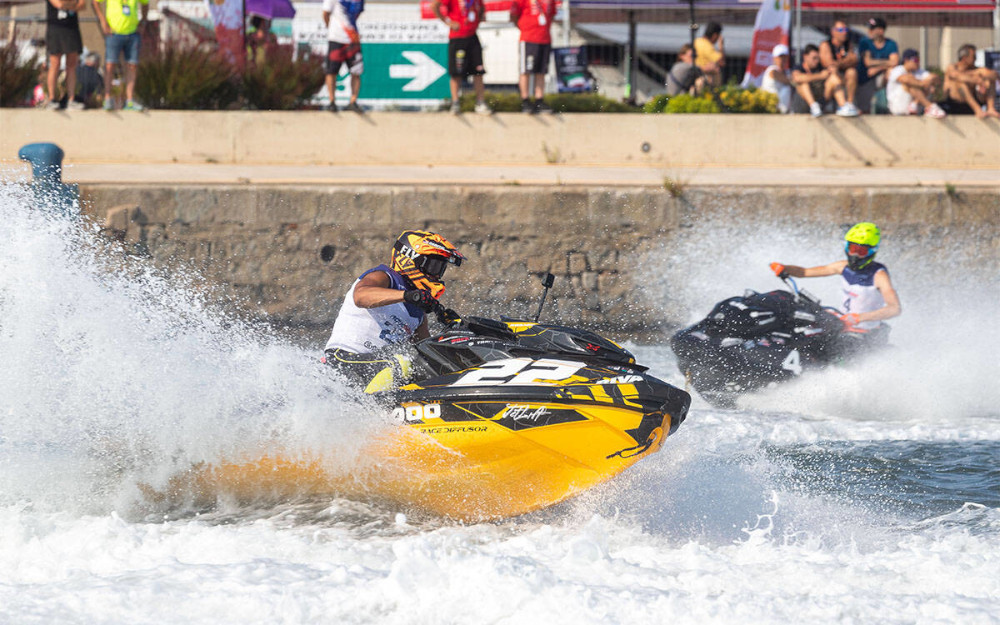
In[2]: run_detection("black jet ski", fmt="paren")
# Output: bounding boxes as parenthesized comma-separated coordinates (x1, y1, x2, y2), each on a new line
(670, 275, 886, 408)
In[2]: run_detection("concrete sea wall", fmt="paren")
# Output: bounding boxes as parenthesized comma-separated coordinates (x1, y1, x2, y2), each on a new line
(80, 184, 1000, 336)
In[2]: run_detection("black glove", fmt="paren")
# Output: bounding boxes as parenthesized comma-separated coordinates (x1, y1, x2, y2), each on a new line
(403, 288, 436, 312)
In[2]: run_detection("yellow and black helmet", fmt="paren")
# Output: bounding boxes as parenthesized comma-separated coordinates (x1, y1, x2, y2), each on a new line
(391, 230, 465, 299)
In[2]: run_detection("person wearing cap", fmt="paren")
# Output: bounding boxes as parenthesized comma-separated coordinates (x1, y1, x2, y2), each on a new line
(887, 49, 945, 118)
(819, 19, 860, 116)
(694, 21, 725, 87)
(761, 44, 792, 114)
(943, 44, 1000, 119)
(856, 17, 899, 113)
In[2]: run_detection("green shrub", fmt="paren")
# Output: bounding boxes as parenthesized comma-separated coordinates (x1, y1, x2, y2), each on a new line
(643, 94, 670, 114)
(459, 91, 637, 113)
(0, 40, 40, 107)
(664, 93, 720, 114)
(242, 46, 325, 110)
(717, 84, 778, 113)
(135, 43, 239, 110)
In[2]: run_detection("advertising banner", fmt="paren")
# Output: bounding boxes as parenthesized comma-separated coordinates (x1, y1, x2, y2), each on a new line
(554, 46, 593, 92)
(741, 0, 790, 87)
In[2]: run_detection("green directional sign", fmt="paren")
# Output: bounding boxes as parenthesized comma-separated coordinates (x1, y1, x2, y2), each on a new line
(334, 42, 449, 102)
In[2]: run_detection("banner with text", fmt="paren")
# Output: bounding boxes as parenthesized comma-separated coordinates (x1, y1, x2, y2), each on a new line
(741, 0, 790, 87)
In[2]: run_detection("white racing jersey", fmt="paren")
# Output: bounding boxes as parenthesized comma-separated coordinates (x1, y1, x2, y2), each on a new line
(325, 265, 425, 353)
(840, 261, 888, 330)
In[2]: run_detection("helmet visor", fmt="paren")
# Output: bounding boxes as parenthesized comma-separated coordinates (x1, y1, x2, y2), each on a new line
(416, 254, 451, 279)
(846, 242, 873, 257)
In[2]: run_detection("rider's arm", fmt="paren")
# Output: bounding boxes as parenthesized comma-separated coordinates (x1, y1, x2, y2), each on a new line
(856, 270, 901, 323)
(352, 271, 406, 308)
(782, 260, 846, 278)
(414, 317, 430, 341)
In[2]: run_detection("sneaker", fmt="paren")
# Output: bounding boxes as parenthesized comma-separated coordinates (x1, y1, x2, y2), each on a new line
(344, 101, 364, 114)
(924, 103, 946, 119)
(521, 99, 535, 114)
(534, 100, 554, 114)
(67, 100, 85, 111)
(122, 100, 144, 111)
(103, 99, 114, 111)
(836, 102, 859, 117)
(809, 101, 822, 117)
(45, 100, 61, 111)
(325, 103, 338, 113)
(474, 101, 492, 115)
(449, 101, 461, 115)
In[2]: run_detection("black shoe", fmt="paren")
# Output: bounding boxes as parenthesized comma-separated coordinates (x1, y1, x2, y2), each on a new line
(345, 101, 364, 114)
(521, 99, 535, 114)
(534, 100, 554, 114)
(325, 103, 338, 113)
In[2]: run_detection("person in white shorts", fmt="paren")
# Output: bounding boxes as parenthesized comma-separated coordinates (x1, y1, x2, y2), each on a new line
(887, 48, 945, 118)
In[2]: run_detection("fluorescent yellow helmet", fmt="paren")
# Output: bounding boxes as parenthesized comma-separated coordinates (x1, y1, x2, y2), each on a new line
(844, 222, 880, 270)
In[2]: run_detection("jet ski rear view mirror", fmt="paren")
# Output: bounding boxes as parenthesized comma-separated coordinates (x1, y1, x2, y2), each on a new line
(533, 273, 556, 322)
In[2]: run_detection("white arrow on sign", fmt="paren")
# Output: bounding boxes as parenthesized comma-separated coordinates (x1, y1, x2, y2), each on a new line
(389, 51, 447, 92)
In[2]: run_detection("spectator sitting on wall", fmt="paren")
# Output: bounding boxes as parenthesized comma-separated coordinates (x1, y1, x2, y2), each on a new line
(46, 0, 87, 110)
(91, 0, 148, 111)
(665, 44, 704, 97)
(819, 19, 860, 116)
(694, 21, 724, 87)
(510, 0, 556, 114)
(887, 49, 945, 118)
(761, 44, 792, 113)
(856, 16, 898, 113)
(793, 43, 857, 117)
(433, 0, 492, 115)
(943, 44, 1000, 119)
(75, 51, 103, 107)
(322, 0, 365, 113)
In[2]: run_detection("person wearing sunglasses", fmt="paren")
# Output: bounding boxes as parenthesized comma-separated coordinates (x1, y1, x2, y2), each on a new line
(819, 20, 861, 116)
(769, 222, 901, 340)
(323, 230, 466, 392)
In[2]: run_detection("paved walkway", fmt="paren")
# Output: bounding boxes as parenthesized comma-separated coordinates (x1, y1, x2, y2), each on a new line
(4, 162, 999, 187)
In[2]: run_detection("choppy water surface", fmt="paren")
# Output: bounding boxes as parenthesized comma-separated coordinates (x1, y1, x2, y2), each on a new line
(1, 182, 998, 624)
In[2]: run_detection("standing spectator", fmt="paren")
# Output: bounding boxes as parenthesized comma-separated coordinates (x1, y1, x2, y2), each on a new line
(886, 49, 945, 118)
(432, 0, 491, 114)
(91, 0, 148, 111)
(510, 0, 556, 114)
(322, 0, 365, 113)
(792, 43, 857, 117)
(45, 0, 86, 110)
(75, 51, 103, 107)
(665, 44, 704, 97)
(943, 44, 1000, 119)
(819, 19, 860, 115)
(693, 21, 724, 87)
(761, 44, 792, 113)
(856, 17, 898, 113)
(247, 14, 278, 66)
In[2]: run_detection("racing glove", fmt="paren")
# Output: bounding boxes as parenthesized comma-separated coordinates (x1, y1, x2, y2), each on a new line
(769, 262, 788, 278)
(838, 312, 861, 329)
(403, 288, 436, 312)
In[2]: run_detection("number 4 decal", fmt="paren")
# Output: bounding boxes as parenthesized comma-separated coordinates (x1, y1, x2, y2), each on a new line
(453, 358, 583, 387)
(781, 349, 803, 375)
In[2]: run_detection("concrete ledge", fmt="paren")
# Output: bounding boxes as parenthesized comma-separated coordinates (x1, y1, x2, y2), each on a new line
(4, 110, 1000, 169)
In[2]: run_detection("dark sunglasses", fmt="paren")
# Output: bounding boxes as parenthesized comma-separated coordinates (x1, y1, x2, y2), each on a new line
(834, 26, 848, 32)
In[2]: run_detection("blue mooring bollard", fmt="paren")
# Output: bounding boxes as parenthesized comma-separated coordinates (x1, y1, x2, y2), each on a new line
(18, 142, 79, 216)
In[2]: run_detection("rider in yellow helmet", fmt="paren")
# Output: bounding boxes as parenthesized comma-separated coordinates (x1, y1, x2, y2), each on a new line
(770, 222, 901, 338)
(323, 230, 465, 392)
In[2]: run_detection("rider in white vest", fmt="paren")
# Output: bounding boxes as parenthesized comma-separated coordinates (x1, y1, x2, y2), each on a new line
(769, 222, 901, 339)
(324, 230, 465, 392)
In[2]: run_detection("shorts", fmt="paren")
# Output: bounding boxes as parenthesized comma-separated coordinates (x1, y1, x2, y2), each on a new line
(519, 42, 551, 75)
(46, 24, 83, 57)
(326, 41, 363, 76)
(887, 89, 913, 115)
(448, 35, 485, 78)
(106, 32, 140, 65)
(324, 348, 410, 394)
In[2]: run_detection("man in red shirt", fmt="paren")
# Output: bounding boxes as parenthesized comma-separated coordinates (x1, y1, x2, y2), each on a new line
(432, 0, 492, 114)
(510, 0, 556, 113)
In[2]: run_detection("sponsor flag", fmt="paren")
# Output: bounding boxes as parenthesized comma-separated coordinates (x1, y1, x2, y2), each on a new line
(741, 0, 791, 87)
(205, 0, 246, 67)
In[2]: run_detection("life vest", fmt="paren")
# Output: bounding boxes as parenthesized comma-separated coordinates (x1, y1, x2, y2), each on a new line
(324, 265, 425, 353)
(840, 262, 887, 330)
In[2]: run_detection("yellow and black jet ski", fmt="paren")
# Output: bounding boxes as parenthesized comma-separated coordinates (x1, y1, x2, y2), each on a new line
(165, 281, 691, 522)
